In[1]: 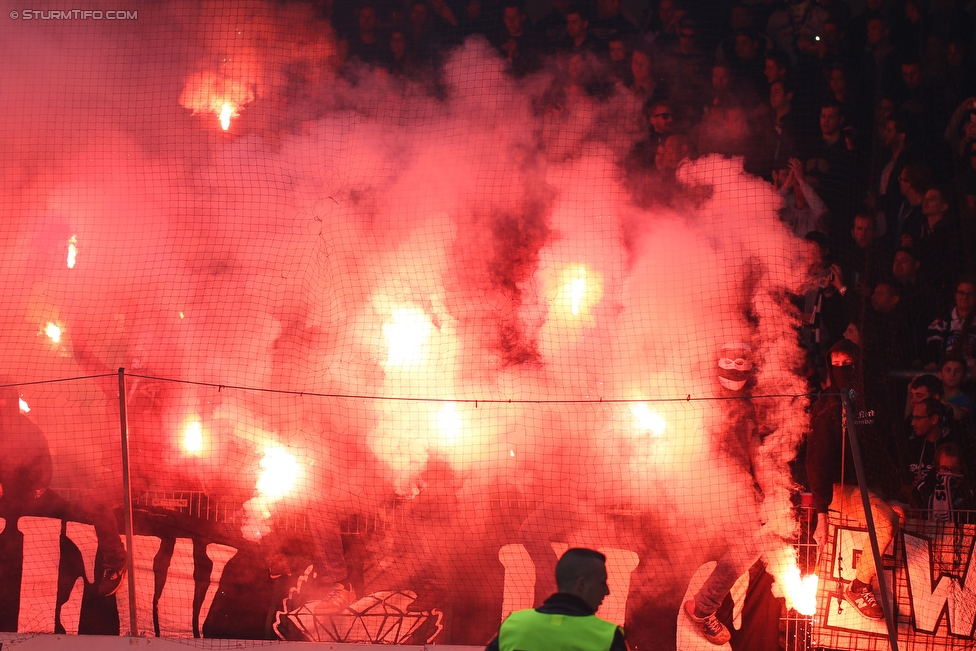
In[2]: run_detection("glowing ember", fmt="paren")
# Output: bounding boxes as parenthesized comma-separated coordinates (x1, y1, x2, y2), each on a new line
(66, 235, 78, 269)
(780, 564, 818, 616)
(182, 420, 204, 455)
(45, 322, 62, 344)
(256, 446, 300, 501)
(383, 307, 433, 367)
(436, 402, 464, 445)
(219, 103, 234, 130)
(630, 403, 666, 436)
(19, 398, 30, 413)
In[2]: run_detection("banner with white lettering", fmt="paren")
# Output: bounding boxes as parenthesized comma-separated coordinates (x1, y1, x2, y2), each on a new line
(814, 516, 976, 651)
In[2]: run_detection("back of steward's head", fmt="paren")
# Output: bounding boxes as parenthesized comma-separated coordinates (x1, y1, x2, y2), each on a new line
(555, 548, 607, 591)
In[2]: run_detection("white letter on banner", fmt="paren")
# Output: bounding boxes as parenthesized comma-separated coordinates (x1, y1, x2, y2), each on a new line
(113, 535, 236, 636)
(904, 532, 976, 635)
(17, 517, 63, 633)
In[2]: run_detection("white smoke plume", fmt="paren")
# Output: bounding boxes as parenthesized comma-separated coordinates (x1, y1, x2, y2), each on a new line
(0, 3, 813, 646)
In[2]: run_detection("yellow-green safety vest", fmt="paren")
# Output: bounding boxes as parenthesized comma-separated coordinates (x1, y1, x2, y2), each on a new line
(498, 608, 620, 651)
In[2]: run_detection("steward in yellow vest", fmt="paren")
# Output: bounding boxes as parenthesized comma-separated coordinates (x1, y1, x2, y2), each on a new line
(484, 548, 629, 651)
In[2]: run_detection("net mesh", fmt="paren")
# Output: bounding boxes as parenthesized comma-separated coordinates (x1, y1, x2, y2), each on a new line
(2, 1, 975, 649)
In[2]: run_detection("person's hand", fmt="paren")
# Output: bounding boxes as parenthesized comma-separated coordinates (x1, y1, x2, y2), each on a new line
(829, 264, 845, 291)
(789, 157, 805, 185)
(814, 516, 827, 550)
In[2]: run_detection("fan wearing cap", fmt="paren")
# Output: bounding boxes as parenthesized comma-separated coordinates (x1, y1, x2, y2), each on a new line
(806, 339, 901, 620)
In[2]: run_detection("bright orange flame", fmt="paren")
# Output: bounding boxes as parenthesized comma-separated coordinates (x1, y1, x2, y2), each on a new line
(436, 402, 464, 445)
(219, 103, 234, 130)
(256, 446, 300, 501)
(571, 275, 586, 315)
(382, 307, 433, 367)
(630, 403, 666, 436)
(182, 420, 204, 455)
(19, 398, 30, 413)
(67, 235, 78, 269)
(780, 564, 818, 616)
(555, 265, 602, 320)
(45, 322, 62, 343)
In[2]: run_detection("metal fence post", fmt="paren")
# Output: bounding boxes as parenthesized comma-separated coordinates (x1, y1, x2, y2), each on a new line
(841, 391, 899, 651)
(118, 367, 138, 635)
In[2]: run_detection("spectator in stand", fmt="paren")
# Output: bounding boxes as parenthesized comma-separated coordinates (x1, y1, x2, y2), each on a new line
(926, 276, 976, 378)
(805, 100, 857, 234)
(727, 30, 770, 104)
(628, 98, 675, 169)
(892, 162, 928, 247)
(560, 4, 603, 55)
(427, 0, 462, 48)
(606, 37, 631, 85)
(940, 353, 974, 427)
(912, 442, 973, 522)
(774, 156, 828, 237)
(834, 213, 889, 303)
(386, 29, 422, 78)
(848, 0, 892, 56)
(766, 0, 830, 65)
(407, 2, 438, 65)
(890, 0, 927, 61)
(903, 397, 957, 491)
(628, 48, 659, 103)
(655, 133, 695, 175)
(891, 247, 930, 366)
(644, 0, 683, 48)
(535, 0, 571, 53)
(876, 113, 915, 245)
(799, 255, 851, 389)
(715, 4, 764, 64)
(826, 63, 871, 146)
(707, 61, 734, 111)
(903, 185, 963, 304)
(589, 0, 637, 44)
(764, 50, 791, 87)
(861, 278, 906, 399)
(945, 98, 976, 159)
(942, 45, 976, 114)
(494, 1, 543, 77)
(460, 0, 494, 37)
(768, 79, 799, 163)
(346, 3, 384, 66)
(892, 57, 950, 144)
(904, 374, 944, 418)
(861, 14, 900, 95)
(661, 16, 711, 117)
